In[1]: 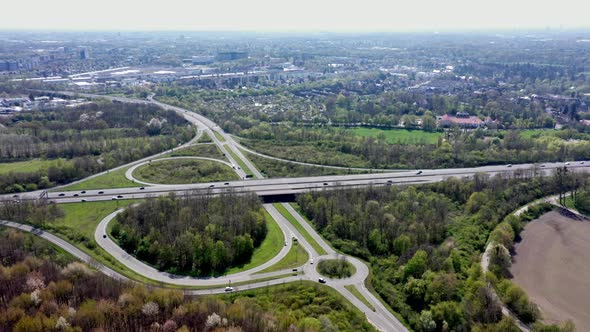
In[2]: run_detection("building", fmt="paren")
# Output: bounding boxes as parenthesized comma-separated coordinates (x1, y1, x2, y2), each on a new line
(216, 51, 248, 61)
(80, 47, 91, 60)
(191, 56, 215, 65)
(437, 112, 486, 128)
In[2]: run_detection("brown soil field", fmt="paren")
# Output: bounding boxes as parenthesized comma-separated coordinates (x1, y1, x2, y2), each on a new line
(511, 210, 590, 328)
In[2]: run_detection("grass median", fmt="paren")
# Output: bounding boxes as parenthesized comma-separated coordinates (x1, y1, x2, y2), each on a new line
(226, 148, 254, 177)
(273, 203, 327, 256)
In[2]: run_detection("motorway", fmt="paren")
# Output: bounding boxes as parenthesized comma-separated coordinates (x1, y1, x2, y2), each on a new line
(8, 91, 588, 331)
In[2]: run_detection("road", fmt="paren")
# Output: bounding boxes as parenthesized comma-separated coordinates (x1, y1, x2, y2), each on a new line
(16, 90, 586, 332)
(124, 156, 238, 186)
(3, 161, 586, 203)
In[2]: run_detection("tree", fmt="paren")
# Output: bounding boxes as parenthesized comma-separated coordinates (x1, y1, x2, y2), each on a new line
(403, 250, 428, 281)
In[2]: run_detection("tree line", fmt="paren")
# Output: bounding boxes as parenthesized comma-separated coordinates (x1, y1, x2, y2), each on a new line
(0, 101, 194, 194)
(296, 170, 585, 331)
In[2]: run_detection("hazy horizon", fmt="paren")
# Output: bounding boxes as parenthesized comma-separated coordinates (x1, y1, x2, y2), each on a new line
(2, 0, 589, 32)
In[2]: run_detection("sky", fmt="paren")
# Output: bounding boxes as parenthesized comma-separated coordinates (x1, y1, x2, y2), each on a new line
(3, 0, 589, 32)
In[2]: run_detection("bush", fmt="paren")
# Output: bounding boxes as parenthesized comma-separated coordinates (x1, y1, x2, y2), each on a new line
(317, 258, 354, 279)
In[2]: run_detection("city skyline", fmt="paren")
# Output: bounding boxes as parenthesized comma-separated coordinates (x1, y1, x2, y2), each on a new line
(2, 0, 589, 32)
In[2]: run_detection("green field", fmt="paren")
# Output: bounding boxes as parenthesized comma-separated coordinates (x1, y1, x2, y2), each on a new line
(273, 203, 327, 256)
(350, 127, 442, 145)
(57, 166, 140, 191)
(345, 285, 376, 312)
(225, 210, 285, 274)
(0, 158, 67, 175)
(257, 241, 309, 274)
(134, 159, 239, 184)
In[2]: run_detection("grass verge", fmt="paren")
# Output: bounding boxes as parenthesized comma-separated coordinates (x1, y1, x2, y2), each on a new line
(273, 203, 327, 256)
(57, 166, 140, 191)
(256, 242, 309, 274)
(224, 209, 284, 274)
(345, 285, 376, 312)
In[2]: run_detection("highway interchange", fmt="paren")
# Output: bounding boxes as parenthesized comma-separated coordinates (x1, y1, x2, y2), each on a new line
(2, 91, 588, 332)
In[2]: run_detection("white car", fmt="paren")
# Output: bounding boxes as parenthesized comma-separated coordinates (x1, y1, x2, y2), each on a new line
(225, 286, 234, 292)
(310, 259, 314, 264)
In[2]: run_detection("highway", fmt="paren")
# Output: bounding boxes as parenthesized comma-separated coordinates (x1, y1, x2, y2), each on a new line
(14, 90, 588, 332)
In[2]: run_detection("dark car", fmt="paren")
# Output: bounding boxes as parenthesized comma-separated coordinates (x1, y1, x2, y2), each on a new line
(224, 182, 230, 185)
(73, 194, 79, 197)
(139, 187, 145, 190)
(58, 193, 65, 197)
(209, 185, 215, 188)
(318, 278, 326, 284)
(103, 234, 107, 239)
(117, 195, 123, 198)
(98, 191, 104, 194)
(416, 170, 423, 175)
(323, 182, 329, 186)
(12, 194, 19, 198)
(81, 191, 86, 194)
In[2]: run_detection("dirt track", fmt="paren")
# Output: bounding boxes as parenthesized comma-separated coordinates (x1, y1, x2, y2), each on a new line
(511, 210, 590, 328)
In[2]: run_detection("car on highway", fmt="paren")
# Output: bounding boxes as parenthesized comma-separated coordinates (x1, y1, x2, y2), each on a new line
(81, 199, 87, 202)
(506, 164, 512, 168)
(386, 180, 393, 185)
(73, 194, 79, 197)
(139, 187, 145, 190)
(416, 170, 423, 175)
(310, 259, 314, 264)
(224, 286, 234, 292)
(117, 195, 123, 198)
(224, 182, 230, 185)
(103, 234, 107, 239)
(98, 191, 104, 194)
(581, 161, 585, 164)
(292, 268, 298, 272)
(112, 197, 117, 200)
(58, 193, 65, 197)
(565, 162, 570, 165)
(318, 278, 326, 284)
(540, 164, 546, 168)
(81, 191, 86, 194)
(12, 194, 18, 198)
(208, 185, 215, 188)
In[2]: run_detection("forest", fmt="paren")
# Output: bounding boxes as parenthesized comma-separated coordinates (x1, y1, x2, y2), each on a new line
(239, 125, 590, 169)
(0, 228, 374, 332)
(112, 193, 268, 276)
(296, 171, 585, 331)
(0, 100, 194, 194)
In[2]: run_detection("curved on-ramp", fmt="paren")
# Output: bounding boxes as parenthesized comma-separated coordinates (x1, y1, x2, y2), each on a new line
(125, 156, 239, 186)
